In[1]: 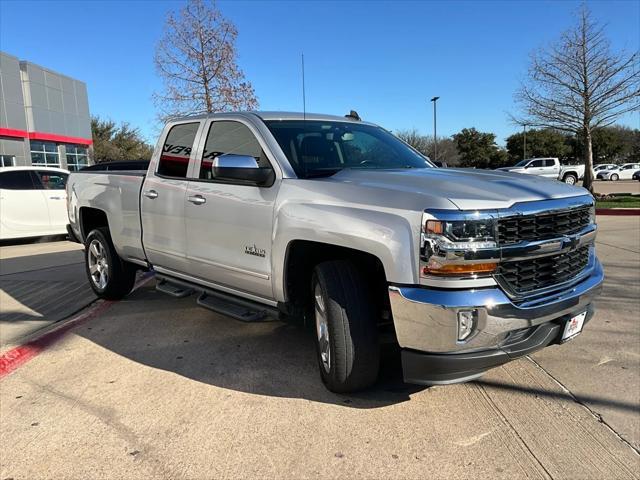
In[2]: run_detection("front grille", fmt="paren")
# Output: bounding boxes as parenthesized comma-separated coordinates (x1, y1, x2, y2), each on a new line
(498, 206, 591, 245)
(496, 245, 590, 295)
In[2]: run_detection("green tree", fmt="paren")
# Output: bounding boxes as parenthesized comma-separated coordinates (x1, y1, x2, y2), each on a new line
(505, 129, 571, 163)
(91, 116, 154, 163)
(453, 128, 508, 168)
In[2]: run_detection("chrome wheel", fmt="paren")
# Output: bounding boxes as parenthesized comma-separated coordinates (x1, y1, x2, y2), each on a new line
(88, 239, 109, 290)
(565, 175, 576, 185)
(314, 283, 331, 373)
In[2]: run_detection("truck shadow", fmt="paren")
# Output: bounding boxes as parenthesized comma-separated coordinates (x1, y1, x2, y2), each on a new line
(74, 284, 426, 409)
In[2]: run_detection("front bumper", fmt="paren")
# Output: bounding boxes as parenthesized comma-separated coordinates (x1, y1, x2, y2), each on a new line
(388, 257, 604, 385)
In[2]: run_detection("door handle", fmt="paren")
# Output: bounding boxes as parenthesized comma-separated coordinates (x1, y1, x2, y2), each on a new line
(187, 195, 206, 205)
(143, 190, 158, 199)
(49, 196, 63, 200)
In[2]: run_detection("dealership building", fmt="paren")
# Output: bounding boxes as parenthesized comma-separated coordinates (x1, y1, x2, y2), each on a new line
(0, 51, 93, 170)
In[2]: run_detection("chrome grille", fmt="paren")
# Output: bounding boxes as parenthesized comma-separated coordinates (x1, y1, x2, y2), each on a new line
(496, 246, 590, 295)
(498, 206, 591, 245)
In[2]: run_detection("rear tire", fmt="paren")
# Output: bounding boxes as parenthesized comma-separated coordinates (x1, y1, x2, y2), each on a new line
(312, 260, 380, 393)
(563, 174, 577, 185)
(610, 173, 619, 181)
(85, 227, 137, 299)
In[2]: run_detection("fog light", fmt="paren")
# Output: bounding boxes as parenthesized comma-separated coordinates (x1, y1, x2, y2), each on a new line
(457, 310, 476, 341)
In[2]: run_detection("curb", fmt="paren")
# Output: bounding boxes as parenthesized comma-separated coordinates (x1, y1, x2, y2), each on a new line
(596, 209, 640, 216)
(0, 273, 154, 380)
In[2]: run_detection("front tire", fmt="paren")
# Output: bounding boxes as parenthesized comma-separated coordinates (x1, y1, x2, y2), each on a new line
(610, 173, 619, 181)
(85, 227, 136, 299)
(312, 260, 380, 393)
(563, 173, 577, 185)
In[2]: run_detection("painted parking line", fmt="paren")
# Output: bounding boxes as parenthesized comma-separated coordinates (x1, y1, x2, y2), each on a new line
(0, 273, 154, 380)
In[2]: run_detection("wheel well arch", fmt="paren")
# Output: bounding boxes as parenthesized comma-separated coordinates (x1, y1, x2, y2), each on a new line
(282, 240, 390, 322)
(79, 207, 109, 241)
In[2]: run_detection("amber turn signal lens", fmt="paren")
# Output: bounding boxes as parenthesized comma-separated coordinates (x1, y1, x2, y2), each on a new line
(426, 220, 444, 234)
(423, 262, 498, 276)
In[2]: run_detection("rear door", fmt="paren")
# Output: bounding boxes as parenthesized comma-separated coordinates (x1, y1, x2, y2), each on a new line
(544, 159, 560, 178)
(33, 170, 69, 231)
(0, 170, 50, 238)
(141, 121, 203, 273)
(184, 119, 279, 299)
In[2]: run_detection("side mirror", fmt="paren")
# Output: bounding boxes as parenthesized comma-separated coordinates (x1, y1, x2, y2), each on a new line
(524, 163, 530, 169)
(212, 154, 274, 186)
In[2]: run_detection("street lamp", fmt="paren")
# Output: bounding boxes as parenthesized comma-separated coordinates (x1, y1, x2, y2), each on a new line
(430, 96, 439, 163)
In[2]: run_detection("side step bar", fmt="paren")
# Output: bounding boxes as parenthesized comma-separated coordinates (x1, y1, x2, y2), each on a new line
(156, 279, 194, 298)
(155, 274, 278, 322)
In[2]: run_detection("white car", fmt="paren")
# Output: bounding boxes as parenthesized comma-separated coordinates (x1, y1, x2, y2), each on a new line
(596, 163, 640, 181)
(0, 166, 70, 240)
(593, 164, 617, 177)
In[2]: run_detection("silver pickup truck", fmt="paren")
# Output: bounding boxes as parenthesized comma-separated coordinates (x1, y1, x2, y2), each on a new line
(67, 111, 604, 393)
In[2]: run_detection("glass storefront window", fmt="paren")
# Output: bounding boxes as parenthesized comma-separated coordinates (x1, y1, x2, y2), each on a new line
(30, 141, 60, 167)
(1, 155, 16, 167)
(65, 144, 89, 171)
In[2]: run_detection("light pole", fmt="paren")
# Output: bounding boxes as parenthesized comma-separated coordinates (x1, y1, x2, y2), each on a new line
(523, 123, 528, 160)
(430, 96, 439, 162)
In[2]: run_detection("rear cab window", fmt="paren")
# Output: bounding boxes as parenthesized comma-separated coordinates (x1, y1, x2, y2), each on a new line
(157, 122, 200, 178)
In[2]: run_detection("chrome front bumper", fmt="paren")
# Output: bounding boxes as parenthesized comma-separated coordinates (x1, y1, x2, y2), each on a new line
(388, 256, 604, 354)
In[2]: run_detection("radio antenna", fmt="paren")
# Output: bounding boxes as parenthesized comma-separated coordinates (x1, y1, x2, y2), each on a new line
(301, 53, 306, 121)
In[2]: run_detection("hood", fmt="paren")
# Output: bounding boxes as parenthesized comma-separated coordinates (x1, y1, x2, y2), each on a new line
(496, 166, 526, 173)
(324, 167, 589, 210)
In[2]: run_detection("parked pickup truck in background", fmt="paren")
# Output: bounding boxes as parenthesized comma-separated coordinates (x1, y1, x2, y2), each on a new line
(497, 157, 586, 185)
(67, 112, 604, 392)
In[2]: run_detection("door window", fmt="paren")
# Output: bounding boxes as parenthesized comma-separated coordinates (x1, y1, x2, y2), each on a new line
(0, 171, 38, 190)
(157, 122, 200, 178)
(529, 160, 544, 168)
(199, 121, 268, 180)
(34, 171, 68, 190)
(544, 159, 556, 167)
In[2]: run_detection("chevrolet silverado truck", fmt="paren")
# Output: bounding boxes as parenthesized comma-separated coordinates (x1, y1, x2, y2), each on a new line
(497, 157, 586, 185)
(67, 112, 603, 393)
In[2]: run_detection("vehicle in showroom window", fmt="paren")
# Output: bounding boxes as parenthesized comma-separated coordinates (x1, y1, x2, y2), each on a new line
(67, 111, 603, 393)
(0, 166, 69, 240)
(497, 157, 585, 185)
(596, 163, 640, 181)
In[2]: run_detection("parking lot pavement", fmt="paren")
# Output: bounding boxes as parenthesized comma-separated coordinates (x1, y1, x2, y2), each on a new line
(0, 218, 638, 479)
(532, 215, 640, 449)
(0, 239, 95, 349)
(593, 180, 640, 195)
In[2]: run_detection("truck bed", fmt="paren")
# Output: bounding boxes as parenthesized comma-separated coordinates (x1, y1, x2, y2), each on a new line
(67, 170, 147, 265)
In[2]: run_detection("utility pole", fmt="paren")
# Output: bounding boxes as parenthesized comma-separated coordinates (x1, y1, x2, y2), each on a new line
(430, 96, 439, 163)
(523, 123, 528, 160)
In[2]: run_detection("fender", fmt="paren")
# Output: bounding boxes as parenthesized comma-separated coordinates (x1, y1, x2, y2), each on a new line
(271, 201, 421, 302)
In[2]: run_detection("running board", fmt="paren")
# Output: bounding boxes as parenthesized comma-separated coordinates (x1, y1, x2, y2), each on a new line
(156, 279, 194, 298)
(155, 273, 277, 322)
(197, 292, 272, 322)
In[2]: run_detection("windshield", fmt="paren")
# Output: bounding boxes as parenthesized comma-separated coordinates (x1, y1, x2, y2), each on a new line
(264, 120, 433, 178)
(514, 159, 530, 167)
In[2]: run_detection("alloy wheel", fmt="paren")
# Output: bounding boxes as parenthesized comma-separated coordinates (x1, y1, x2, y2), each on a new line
(88, 239, 109, 289)
(314, 283, 331, 373)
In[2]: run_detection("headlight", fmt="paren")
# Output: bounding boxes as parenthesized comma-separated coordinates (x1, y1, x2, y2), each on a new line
(420, 215, 498, 277)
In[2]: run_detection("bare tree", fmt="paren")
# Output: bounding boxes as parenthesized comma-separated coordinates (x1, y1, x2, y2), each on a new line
(514, 5, 639, 191)
(396, 129, 461, 166)
(154, 0, 258, 121)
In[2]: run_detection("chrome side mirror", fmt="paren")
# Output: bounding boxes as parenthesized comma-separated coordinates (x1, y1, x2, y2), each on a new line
(212, 154, 274, 186)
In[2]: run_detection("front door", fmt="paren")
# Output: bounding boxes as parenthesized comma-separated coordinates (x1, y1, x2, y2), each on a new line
(141, 121, 202, 273)
(184, 119, 278, 300)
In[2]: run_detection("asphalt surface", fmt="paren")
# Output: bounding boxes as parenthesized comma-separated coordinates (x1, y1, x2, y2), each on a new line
(0, 239, 94, 349)
(0, 216, 638, 479)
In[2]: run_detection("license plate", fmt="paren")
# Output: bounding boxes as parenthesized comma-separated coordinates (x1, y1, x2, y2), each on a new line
(562, 311, 587, 342)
